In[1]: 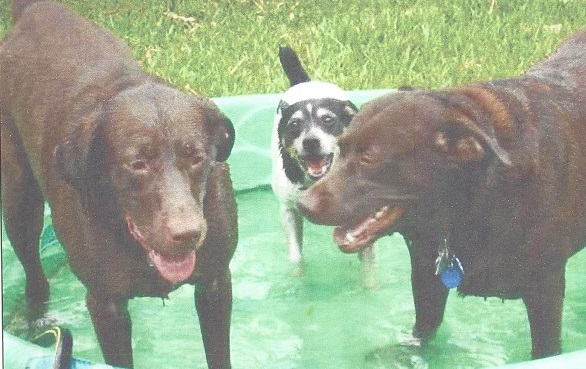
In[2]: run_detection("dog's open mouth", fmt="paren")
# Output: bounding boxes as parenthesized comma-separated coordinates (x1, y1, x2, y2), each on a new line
(125, 214, 196, 284)
(299, 153, 334, 180)
(333, 206, 405, 253)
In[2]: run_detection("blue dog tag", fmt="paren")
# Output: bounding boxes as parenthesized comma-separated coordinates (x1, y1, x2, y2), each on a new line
(440, 257, 464, 289)
(435, 244, 464, 289)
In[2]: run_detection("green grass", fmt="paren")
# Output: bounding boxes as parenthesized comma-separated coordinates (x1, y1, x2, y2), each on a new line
(1, 0, 585, 97)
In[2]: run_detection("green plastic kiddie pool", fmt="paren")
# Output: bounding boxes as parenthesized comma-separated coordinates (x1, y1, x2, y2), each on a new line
(3, 91, 585, 369)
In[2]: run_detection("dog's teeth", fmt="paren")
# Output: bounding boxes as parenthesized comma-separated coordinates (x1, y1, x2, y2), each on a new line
(345, 233, 357, 244)
(148, 249, 156, 267)
(374, 206, 389, 219)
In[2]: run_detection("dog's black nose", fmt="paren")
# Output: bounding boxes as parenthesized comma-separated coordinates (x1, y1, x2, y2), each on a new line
(302, 137, 321, 152)
(168, 221, 202, 245)
(172, 228, 201, 244)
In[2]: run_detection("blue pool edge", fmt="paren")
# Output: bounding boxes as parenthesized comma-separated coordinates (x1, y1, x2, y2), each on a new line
(4, 330, 586, 369)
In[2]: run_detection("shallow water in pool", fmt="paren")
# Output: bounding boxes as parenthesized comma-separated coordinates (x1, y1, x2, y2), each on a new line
(2, 189, 586, 369)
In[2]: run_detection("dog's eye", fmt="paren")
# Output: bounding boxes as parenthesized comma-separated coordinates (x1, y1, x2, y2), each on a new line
(178, 142, 196, 156)
(140, 144, 158, 160)
(356, 146, 376, 165)
(288, 118, 301, 128)
(129, 160, 148, 172)
(360, 154, 375, 165)
(322, 115, 335, 125)
(190, 155, 205, 168)
(178, 142, 206, 167)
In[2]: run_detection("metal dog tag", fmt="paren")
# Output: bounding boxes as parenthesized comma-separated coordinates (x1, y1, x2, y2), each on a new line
(435, 242, 464, 289)
(435, 250, 450, 275)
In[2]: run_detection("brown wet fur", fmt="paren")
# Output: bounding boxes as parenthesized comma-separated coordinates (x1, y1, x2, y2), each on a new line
(300, 29, 586, 359)
(1, 1, 237, 368)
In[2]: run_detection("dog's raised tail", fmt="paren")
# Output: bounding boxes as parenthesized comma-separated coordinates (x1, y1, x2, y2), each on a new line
(11, 0, 43, 22)
(279, 46, 311, 86)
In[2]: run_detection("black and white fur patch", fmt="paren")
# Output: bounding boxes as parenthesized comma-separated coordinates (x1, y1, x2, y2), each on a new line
(276, 96, 357, 185)
(271, 78, 361, 269)
(271, 47, 377, 289)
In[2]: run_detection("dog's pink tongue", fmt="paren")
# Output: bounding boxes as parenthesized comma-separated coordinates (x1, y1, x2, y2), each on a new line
(307, 158, 327, 177)
(149, 250, 196, 284)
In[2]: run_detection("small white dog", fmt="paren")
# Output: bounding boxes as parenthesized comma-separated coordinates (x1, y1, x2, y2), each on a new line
(272, 46, 376, 287)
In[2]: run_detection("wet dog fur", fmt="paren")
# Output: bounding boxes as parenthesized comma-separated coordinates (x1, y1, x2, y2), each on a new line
(300, 29, 586, 359)
(1, 1, 237, 367)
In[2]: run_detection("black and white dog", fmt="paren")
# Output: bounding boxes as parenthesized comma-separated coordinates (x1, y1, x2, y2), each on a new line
(271, 47, 376, 287)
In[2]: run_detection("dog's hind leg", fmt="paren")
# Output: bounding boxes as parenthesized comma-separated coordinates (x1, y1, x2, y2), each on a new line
(1, 112, 49, 307)
(281, 206, 304, 274)
(358, 244, 377, 289)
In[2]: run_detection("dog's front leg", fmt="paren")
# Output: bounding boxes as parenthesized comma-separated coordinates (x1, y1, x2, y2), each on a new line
(281, 206, 304, 274)
(358, 244, 377, 289)
(522, 264, 566, 359)
(195, 270, 232, 369)
(406, 237, 449, 345)
(86, 292, 133, 368)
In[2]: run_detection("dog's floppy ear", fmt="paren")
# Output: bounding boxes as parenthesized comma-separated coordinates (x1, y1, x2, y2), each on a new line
(345, 101, 358, 116)
(341, 101, 358, 127)
(213, 114, 235, 162)
(433, 119, 512, 166)
(203, 103, 235, 162)
(277, 100, 289, 113)
(53, 108, 106, 199)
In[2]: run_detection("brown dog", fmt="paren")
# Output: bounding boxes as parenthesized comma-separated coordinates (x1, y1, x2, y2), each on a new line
(1, 1, 237, 368)
(299, 29, 586, 359)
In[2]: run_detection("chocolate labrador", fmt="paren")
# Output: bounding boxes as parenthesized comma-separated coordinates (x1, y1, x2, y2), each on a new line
(299, 29, 586, 359)
(1, 1, 236, 368)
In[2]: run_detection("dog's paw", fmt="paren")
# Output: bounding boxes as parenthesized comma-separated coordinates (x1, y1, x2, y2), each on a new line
(365, 342, 428, 369)
(6, 302, 58, 341)
(288, 248, 304, 277)
(290, 260, 305, 277)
